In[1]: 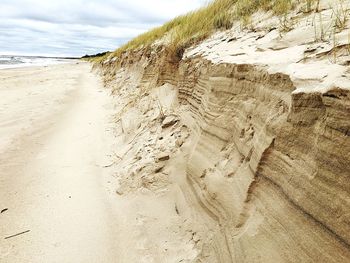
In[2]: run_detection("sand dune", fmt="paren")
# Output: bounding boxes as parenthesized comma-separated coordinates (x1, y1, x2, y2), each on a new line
(94, 1, 350, 261)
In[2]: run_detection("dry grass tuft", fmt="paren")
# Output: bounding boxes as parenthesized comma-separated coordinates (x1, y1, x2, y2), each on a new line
(332, 0, 350, 32)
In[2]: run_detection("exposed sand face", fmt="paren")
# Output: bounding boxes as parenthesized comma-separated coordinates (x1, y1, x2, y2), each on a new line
(0, 63, 123, 262)
(95, 1, 350, 261)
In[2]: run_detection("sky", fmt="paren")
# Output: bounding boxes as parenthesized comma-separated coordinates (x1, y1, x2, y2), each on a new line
(0, 0, 206, 57)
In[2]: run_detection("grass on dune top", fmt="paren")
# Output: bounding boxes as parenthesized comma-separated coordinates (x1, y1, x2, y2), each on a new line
(93, 0, 317, 62)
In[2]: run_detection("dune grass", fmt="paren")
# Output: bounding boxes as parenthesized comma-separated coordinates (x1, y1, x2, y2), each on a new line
(91, 0, 319, 62)
(111, 0, 234, 59)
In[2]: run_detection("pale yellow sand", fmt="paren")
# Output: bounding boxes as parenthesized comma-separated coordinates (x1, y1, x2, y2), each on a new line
(0, 63, 124, 262)
(0, 62, 194, 263)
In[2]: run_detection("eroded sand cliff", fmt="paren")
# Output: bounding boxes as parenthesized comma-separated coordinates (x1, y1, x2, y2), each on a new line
(95, 1, 350, 262)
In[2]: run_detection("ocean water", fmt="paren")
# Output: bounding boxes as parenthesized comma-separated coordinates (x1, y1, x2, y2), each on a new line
(0, 55, 77, 69)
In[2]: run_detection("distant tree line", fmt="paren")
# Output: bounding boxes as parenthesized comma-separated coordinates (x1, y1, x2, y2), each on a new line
(81, 51, 110, 59)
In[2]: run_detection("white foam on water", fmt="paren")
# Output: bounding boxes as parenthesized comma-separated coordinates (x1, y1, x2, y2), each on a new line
(0, 55, 77, 69)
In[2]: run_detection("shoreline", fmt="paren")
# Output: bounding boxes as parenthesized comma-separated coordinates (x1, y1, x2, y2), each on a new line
(0, 56, 80, 70)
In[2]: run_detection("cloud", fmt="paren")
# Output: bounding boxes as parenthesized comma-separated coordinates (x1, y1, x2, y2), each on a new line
(0, 0, 206, 57)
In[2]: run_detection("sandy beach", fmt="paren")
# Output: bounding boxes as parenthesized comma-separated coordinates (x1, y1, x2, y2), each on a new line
(0, 63, 123, 262)
(0, 62, 199, 263)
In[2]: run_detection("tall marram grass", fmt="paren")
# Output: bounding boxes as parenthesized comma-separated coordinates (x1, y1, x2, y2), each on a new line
(112, 0, 234, 59)
(92, 0, 318, 62)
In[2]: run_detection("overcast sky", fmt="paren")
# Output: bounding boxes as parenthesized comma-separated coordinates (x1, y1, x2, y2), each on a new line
(0, 0, 206, 57)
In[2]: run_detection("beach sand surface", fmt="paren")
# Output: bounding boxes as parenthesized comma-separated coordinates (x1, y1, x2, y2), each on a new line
(0, 63, 124, 262)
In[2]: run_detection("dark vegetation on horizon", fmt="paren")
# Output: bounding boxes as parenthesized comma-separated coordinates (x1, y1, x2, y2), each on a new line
(82, 51, 111, 59)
